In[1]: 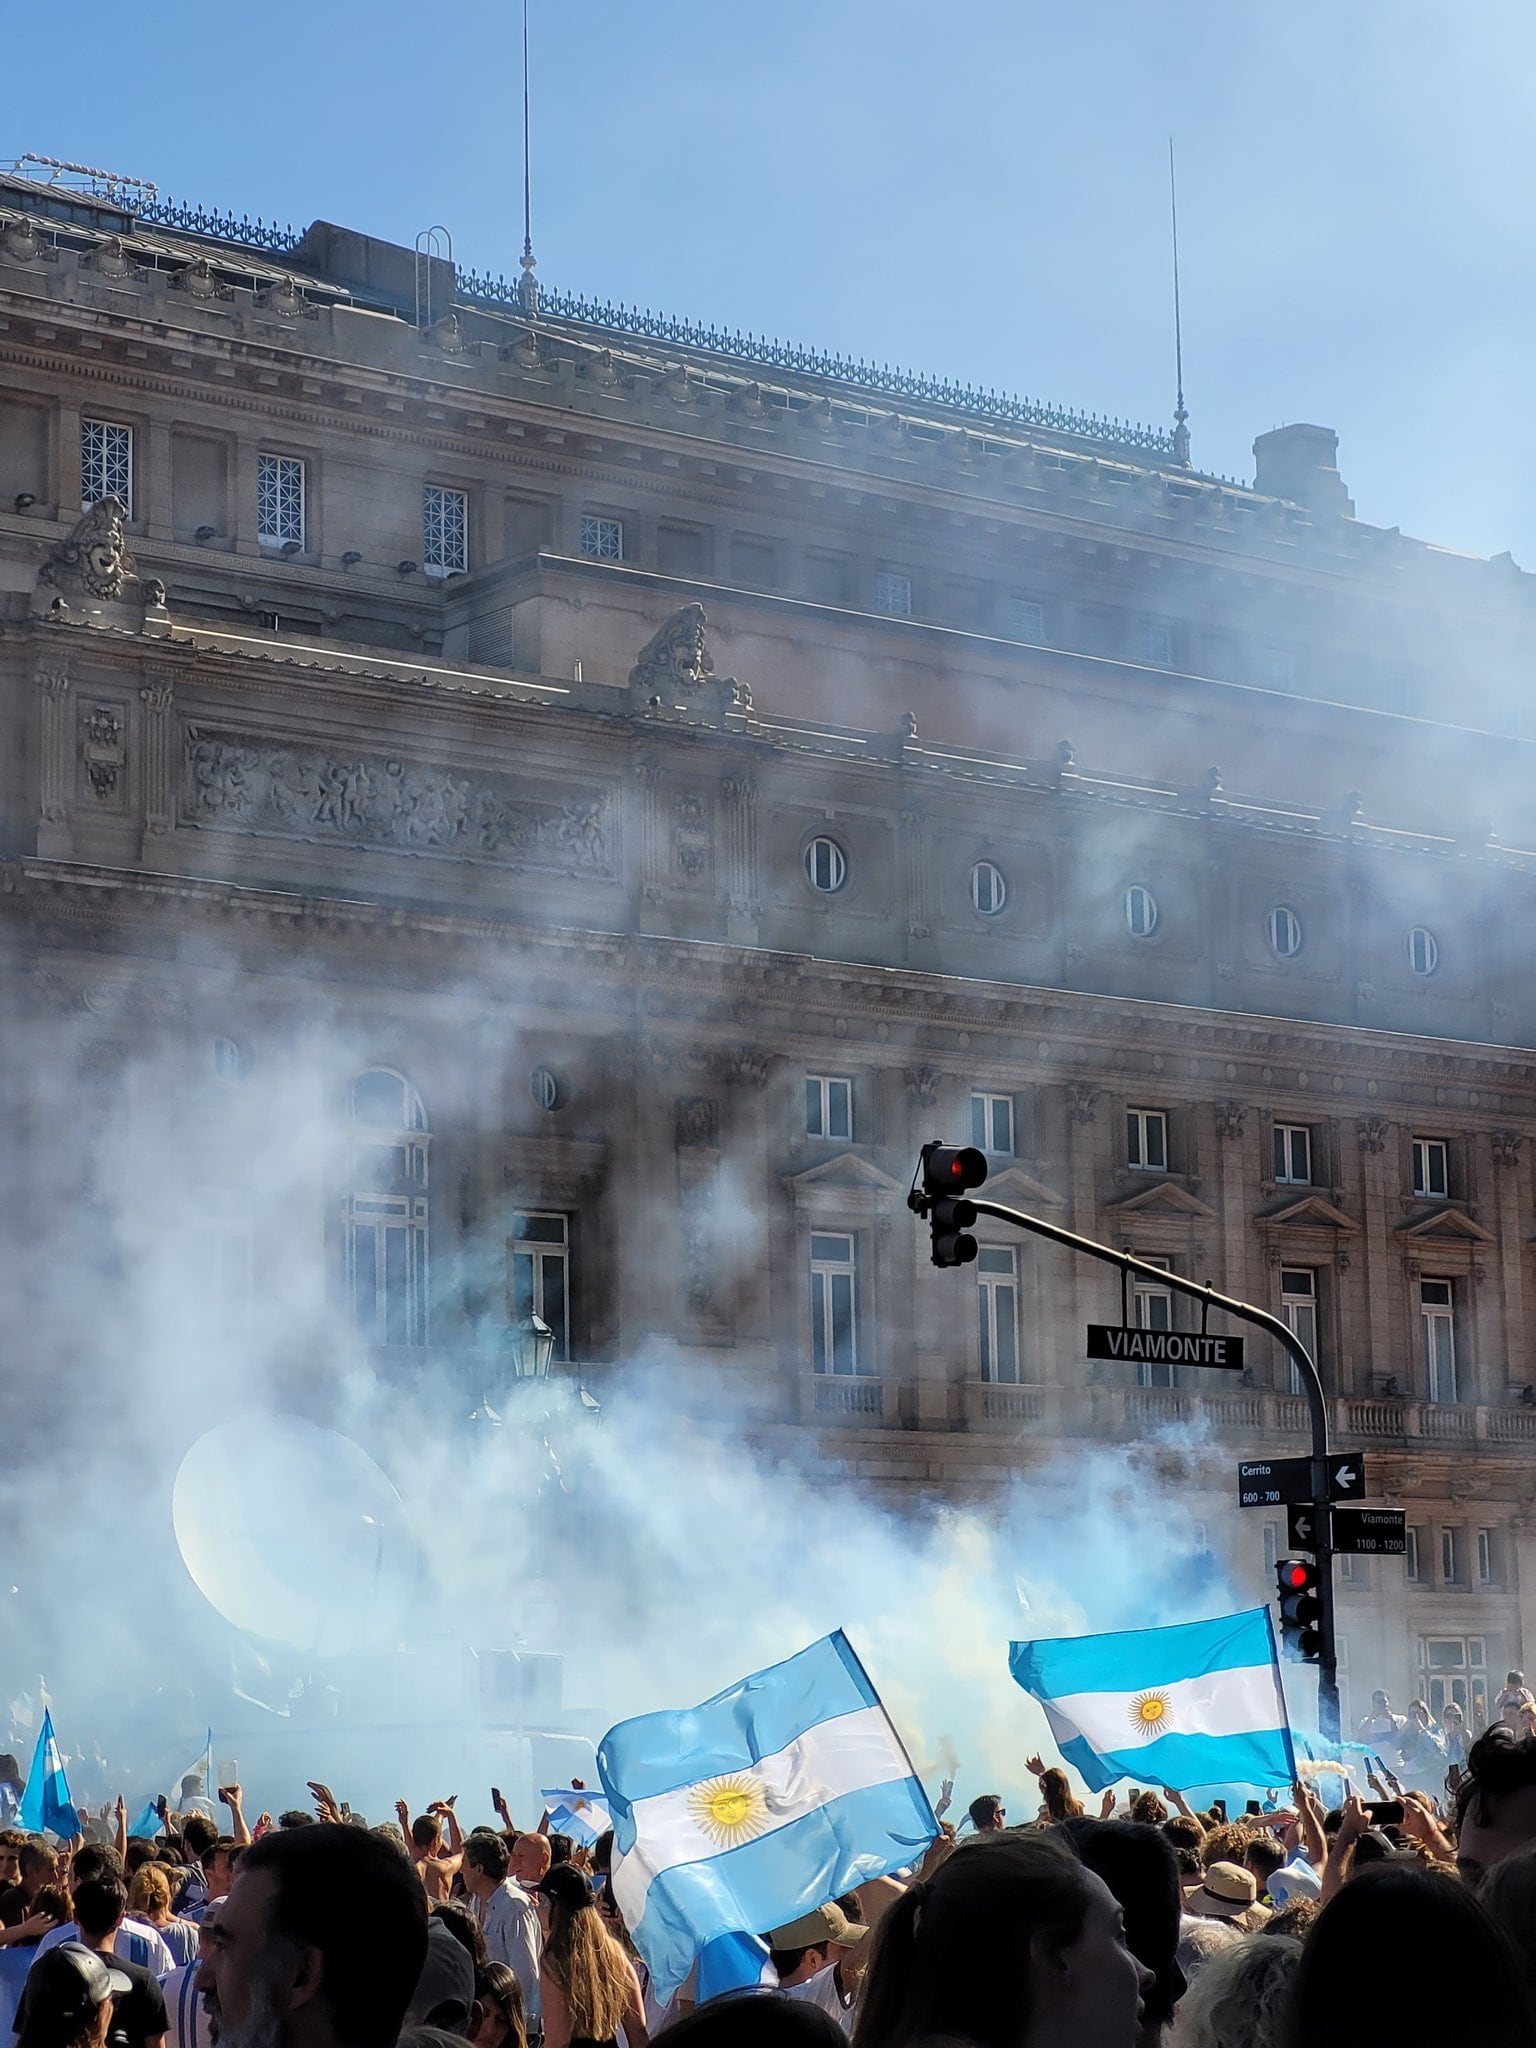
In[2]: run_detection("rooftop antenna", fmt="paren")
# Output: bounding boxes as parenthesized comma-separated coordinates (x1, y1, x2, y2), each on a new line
(1168, 138, 1190, 467)
(518, 0, 539, 316)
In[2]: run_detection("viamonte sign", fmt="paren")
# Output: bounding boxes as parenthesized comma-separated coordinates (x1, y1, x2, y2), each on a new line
(1084, 1325, 1244, 1371)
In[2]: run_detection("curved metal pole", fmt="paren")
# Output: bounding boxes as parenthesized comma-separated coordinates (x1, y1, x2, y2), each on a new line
(964, 1194, 1340, 1740)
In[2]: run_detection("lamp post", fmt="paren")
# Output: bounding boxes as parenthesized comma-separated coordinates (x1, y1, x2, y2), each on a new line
(507, 1312, 555, 1384)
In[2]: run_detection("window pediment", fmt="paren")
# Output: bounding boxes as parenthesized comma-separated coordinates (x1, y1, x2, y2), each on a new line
(1106, 1180, 1218, 1223)
(980, 1165, 1066, 1211)
(788, 1152, 904, 1209)
(1398, 1205, 1495, 1247)
(1256, 1193, 1359, 1235)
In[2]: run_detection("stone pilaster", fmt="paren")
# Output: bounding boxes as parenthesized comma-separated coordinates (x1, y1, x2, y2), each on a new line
(138, 679, 176, 861)
(36, 664, 72, 857)
(899, 803, 934, 970)
(721, 770, 759, 945)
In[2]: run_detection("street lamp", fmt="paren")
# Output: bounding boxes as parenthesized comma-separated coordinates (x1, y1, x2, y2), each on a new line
(507, 1312, 555, 1382)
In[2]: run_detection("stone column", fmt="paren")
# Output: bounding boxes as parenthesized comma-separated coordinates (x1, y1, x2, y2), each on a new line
(1063, 1084, 1101, 1421)
(721, 770, 759, 946)
(36, 663, 72, 858)
(633, 755, 665, 933)
(138, 678, 176, 862)
(1213, 1101, 1250, 1304)
(1355, 1115, 1395, 1393)
(54, 404, 81, 515)
(899, 802, 935, 971)
(1489, 1131, 1524, 1399)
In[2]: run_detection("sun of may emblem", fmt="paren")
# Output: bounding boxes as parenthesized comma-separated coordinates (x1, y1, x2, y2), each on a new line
(687, 1772, 771, 1849)
(1128, 1690, 1173, 1739)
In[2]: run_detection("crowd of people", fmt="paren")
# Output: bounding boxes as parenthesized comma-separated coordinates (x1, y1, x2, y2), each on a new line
(3, 1708, 1536, 2048)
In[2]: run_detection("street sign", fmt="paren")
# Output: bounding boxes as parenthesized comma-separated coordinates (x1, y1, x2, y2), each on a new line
(1237, 1453, 1366, 1509)
(1288, 1503, 1327, 1550)
(1332, 1507, 1407, 1557)
(1086, 1326, 1244, 1370)
(1238, 1456, 1312, 1508)
(1327, 1454, 1365, 1500)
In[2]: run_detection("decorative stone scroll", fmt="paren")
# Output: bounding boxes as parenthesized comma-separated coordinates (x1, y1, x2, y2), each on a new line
(40, 498, 138, 600)
(181, 729, 612, 872)
(628, 602, 738, 714)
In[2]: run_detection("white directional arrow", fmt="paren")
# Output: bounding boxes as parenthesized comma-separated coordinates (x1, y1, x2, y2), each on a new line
(1334, 1463, 1358, 1491)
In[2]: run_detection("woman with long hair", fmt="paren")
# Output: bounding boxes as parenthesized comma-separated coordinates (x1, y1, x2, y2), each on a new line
(1168, 1934, 1300, 2048)
(535, 1864, 648, 2048)
(125, 1863, 198, 1969)
(852, 1830, 1150, 2048)
(470, 1962, 528, 2048)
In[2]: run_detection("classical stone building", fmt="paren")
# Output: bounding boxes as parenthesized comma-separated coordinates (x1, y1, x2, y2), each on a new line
(4, 161, 1536, 1727)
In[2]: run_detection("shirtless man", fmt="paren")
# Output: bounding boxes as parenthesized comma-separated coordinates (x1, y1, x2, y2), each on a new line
(397, 1798, 462, 1902)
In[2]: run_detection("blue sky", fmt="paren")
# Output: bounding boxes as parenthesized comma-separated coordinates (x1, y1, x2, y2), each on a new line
(9, 0, 1533, 560)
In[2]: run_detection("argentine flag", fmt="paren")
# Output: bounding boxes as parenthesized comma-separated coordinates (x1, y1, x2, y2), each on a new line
(540, 1787, 612, 1847)
(1010, 1607, 1296, 1794)
(18, 1709, 80, 1839)
(598, 1631, 935, 2000)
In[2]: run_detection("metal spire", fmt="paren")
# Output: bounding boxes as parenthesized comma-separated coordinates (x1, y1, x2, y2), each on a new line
(1169, 138, 1189, 466)
(518, 0, 539, 316)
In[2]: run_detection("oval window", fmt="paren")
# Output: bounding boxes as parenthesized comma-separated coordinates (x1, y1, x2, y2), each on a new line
(1268, 906, 1303, 958)
(1124, 884, 1159, 938)
(972, 860, 1007, 916)
(529, 1066, 563, 1112)
(1408, 927, 1439, 977)
(805, 836, 847, 893)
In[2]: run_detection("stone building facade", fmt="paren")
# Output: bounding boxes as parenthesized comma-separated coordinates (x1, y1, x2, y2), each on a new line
(3, 164, 1536, 1726)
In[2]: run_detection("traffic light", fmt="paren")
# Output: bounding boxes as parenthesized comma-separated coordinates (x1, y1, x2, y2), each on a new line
(917, 1143, 989, 1267)
(1276, 1556, 1322, 1662)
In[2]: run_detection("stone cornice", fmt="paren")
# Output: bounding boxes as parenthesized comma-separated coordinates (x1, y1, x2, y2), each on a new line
(6, 859, 1536, 1095)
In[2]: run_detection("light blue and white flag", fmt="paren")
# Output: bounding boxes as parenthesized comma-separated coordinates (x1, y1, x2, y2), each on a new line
(540, 1787, 612, 1847)
(1010, 1607, 1296, 1793)
(599, 1631, 935, 2001)
(177, 1729, 215, 1807)
(18, 1709, 80, 1839)
(695, 1931, 778, 2004)
(127, 1801, 165, 1841)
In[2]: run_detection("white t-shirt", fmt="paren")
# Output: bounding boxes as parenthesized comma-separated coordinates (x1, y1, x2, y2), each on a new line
(162, 1961, 214, 2048)
(786, 1965, 856, 2035)
(31, 1917, 177, 1977)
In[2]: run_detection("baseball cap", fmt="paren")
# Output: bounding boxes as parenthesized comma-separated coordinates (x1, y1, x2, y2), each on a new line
(767, 1903, 866, 1951)
(26, 1942, 131, 2028)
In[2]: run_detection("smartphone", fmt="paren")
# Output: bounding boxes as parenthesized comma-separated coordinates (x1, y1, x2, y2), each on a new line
(1366, 1800, 1405, 1826)
(1245, 1800, 1262, 1816)
(491, 1787, 503, 1808)
(217, 1758, 238, 1786)
(1210, 1799, 1227, 1819)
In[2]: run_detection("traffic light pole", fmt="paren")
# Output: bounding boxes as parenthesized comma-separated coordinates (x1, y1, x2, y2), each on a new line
(956, 1193, 1341, 1741)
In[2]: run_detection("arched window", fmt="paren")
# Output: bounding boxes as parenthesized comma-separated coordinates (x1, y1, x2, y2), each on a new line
(1124, 884, 1159, 938)
(805, 837, 847, 894)
(971, 860, 1007, 916)
(1408, 927, 1439, 977)
(345, 1069, 429, 1346)
(1268, 906, 1303, 958)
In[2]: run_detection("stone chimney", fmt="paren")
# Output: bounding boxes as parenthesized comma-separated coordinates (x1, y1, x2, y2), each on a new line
(1252, 423, 1354, 518)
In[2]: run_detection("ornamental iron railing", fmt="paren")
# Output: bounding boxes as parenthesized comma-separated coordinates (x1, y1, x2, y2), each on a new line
(107, 191, 1172, 453)
(459, 268, 1174, 451)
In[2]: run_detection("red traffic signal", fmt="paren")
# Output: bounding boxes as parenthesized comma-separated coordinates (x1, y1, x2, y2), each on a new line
(916, 1143, 990, 1267)
(1276, 1556, 1322, 1663)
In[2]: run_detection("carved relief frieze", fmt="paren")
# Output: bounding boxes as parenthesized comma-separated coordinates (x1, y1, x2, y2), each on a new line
(673, 792, 712, 880)
(79, 703, 125, 803)
(181, 729, 613, 874)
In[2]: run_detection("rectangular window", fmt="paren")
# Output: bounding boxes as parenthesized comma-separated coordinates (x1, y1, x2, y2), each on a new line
(805, 1075, 853, 1142)
(1421, 1279, 1458, 1403)
(256, 453, 305, 548)
(510, 1210, 570, 1362)
(423, 484, 468, 575)
(810, 1231, 861, 1375)
(1420, 1636, 1489, 1724)
(1273, 1123, 1313, 1185)
(874, 570, 912, 617)
(1134, 1258, 1174, 1388)
(1280, 1267, 1318, 1397)
(1441, 1527, 1459, 1585)
(1138, 620, 1174, 666)
(348, 1194, 428, 1347)
(81, 417, 133, 515)
(1126, 1107, 1169, 1171)
(1262, 1522, 1280, 1573)
(1406, 1527, 1423, 1582)
(1478, 1529, 1499, 1585)
(579, 514, 623, 561)
(1412, 1137, 1449, 1198)
(1005, 596, 1045, 642)
(1339, 1551, 1363, 1585)
(977, 1246, 1021, 1384)
(971, 1092, 1015, 1157)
